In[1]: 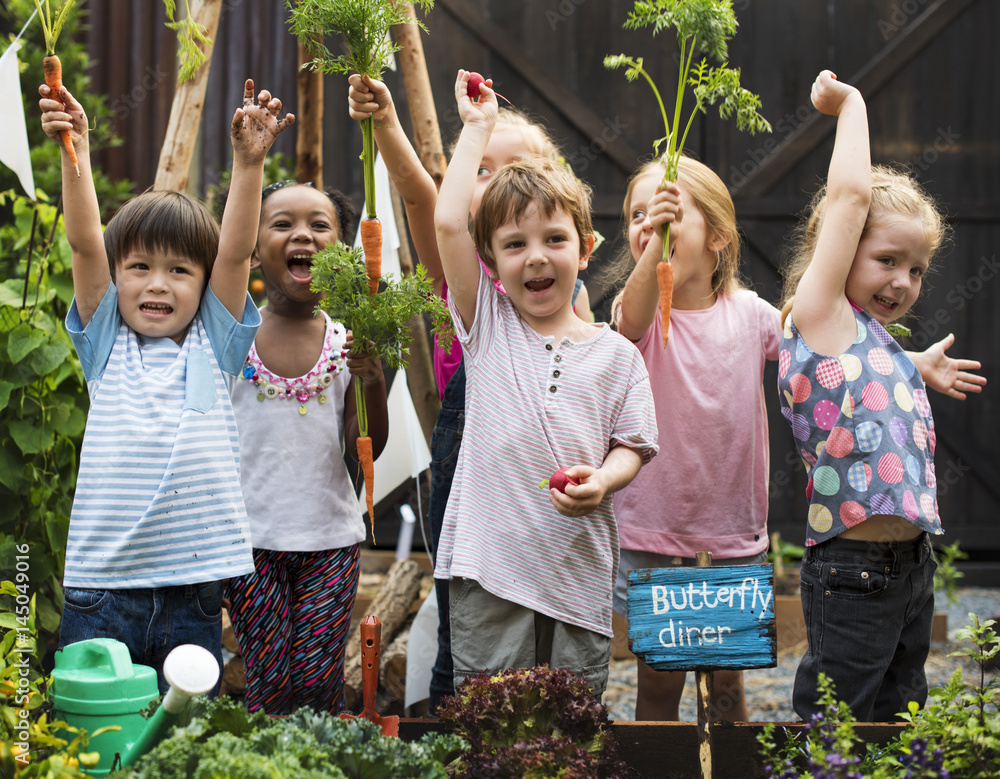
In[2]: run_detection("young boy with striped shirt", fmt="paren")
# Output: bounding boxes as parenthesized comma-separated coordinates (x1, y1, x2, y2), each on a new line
(433, 70, 659, 697)
(39, 79, 293, 691)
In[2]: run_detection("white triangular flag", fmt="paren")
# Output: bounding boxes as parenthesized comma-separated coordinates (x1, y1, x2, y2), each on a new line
(0, 40, 36, 199)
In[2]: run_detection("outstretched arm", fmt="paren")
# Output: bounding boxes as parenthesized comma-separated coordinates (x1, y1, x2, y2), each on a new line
(434, 69, 498, 331)
(908, 333, 987, 400)
(39, 85, 107, 324)
(214, 80, 295, 318)
(791, 71, 871, 353)
(349, 74, 443, 297)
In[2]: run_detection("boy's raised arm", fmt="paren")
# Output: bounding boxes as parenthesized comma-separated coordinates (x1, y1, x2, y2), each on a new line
(348, 74, 443, 297)
(39, 84, 109, 325)
(434, 70, 497, 331)
(213, 80, 294, 318)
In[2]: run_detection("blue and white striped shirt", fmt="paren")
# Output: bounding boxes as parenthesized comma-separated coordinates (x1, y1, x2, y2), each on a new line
(63, 283, 261, 588)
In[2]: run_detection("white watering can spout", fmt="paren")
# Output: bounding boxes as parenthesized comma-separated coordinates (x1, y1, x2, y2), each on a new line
(120, 644, 219, 768)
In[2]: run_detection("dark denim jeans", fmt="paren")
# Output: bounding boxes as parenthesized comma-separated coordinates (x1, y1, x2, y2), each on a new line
(793, 533, 936, 722)
(427, 358, 465, 713)
(59, 581, 224, 696)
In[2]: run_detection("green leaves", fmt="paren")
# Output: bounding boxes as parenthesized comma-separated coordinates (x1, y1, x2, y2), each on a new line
(164, 0, 213, 83)
(625, 0, 737, 63)
(287, 0, 435, 79)
(606, 0, 770, 261)
(310, 242, 452, 371)
(32, 0, 76, 55)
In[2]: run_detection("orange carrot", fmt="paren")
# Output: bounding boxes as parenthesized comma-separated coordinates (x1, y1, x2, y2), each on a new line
(43, 54, 79, 177)
(357, 434, 376, 542)
(360, 217, 382, 295)
(657, 261, 674, 347)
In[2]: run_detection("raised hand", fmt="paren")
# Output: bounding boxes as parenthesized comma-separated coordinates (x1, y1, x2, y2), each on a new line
(38, 83, 87, 148)
(231, 79, 295, 165)
(810, 69, 861, 118)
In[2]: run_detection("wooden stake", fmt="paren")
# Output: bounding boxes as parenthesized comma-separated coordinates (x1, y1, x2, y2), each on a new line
(695, 550, 713, 779)
(391, 2, 446, 445)
(390, 3, 447, 189)
(295, 40, 323, 187)
(154, 0, 223, 192)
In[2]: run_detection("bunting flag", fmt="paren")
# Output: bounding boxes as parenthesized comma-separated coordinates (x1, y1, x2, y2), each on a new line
(0, 39, 36, 199)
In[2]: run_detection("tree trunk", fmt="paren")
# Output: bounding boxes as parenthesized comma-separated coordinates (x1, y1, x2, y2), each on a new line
(391, 4, 448, 190)
(154, 0, 223, 192)
(343, 559, 423, 709)
(391, 3, 448, 443)
(391, 183, 439, 443)
(295, 41, 323, 187)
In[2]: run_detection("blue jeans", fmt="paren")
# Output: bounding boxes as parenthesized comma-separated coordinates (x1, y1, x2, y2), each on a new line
(59, 582, 224, 696)
(793, 533, 936, 722)
(427, 358, 465, 712)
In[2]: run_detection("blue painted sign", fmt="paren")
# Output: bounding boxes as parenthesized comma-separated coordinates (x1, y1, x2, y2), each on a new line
(627, 564, 777, 671)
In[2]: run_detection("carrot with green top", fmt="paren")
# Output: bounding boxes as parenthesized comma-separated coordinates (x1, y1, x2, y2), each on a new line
(34, 0, 79, 176)
(606, 0, 771, 346)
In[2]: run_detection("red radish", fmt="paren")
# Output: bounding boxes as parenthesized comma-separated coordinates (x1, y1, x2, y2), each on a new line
(540, 467, 580, 494)
(467, 72, 512, 105)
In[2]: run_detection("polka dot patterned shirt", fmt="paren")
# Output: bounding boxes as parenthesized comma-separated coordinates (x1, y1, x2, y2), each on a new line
(777, 303, 942, 545)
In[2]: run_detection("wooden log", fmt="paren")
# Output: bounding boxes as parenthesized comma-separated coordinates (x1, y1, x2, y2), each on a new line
(382, 616, 414, 702)
(343, 558, 423, 709)
(154, 0, 223, 192)
(295, 40, 323, 187)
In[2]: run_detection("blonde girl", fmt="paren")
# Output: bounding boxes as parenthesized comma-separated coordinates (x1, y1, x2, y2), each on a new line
(778, 70, 983, 722)
(612, 155, 782, 722)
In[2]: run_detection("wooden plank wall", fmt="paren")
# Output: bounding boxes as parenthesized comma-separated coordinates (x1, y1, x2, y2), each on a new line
(78, 0, 999, 574)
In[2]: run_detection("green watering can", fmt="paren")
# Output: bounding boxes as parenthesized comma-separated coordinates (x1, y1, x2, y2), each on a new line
(51, 638, 219, 775)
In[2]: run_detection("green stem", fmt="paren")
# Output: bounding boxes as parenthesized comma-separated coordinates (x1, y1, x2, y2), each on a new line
(638, 66, 670, 149)
(355, 376, 368, 439)
(362, 116, 377, 219)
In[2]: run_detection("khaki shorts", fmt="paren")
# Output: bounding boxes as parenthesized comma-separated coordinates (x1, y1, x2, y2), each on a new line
(449, 577, 612, 697)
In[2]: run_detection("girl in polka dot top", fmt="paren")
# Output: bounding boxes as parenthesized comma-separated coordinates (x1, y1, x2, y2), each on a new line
(777, 71, 985, 722)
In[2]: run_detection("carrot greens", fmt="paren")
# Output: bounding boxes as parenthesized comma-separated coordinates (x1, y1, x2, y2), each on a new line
(605, 0, 770, 345)
(163, 1, 213, 83)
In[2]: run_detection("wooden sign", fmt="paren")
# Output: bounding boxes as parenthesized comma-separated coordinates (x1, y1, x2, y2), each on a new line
(627, 564, 777, 672)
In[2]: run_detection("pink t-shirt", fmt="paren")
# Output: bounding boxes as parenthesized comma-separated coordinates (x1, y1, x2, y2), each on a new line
(433, 283, 463, 399)
(613, 289, 781, 559)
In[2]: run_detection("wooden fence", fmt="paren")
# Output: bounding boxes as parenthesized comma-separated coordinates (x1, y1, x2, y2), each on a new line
(78, 0, 1000, 577)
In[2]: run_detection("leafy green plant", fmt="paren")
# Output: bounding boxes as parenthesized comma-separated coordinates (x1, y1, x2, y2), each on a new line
(436, 665, 628, 778)
(124, 696, 465, 778)
(933, 540, 968, 605)
(0, 580, 109, 778)
(757, 616, 1000, 777)
(162, 0, 211, 83)
(0, 190, 88, 658)
(287, 0, 433, 218)
(604, 0, 771, 263)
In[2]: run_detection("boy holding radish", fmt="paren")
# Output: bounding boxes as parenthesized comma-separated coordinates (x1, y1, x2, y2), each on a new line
(38, 79, 293, 692)
(433, 70, 658, 697)
(348, 72, 593, 710)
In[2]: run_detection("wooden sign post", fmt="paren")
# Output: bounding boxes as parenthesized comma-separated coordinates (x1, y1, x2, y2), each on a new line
(627, 556, 776, 779)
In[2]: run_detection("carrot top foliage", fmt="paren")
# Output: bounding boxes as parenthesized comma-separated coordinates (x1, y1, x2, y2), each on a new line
(163, 0, 213, 83)
(287, 0, 433, 80)
(605, 0, 771, 250)
(310, 242, 452, 373)
(32, 0, 75, 55)
(287, 0, 434, 218)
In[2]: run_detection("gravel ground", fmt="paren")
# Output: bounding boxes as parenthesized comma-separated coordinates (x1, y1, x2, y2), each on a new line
(602, 587, 1000, 723)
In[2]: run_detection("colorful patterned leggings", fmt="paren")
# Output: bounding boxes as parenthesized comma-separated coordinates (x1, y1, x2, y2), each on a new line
(225, 545, 360, 714)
